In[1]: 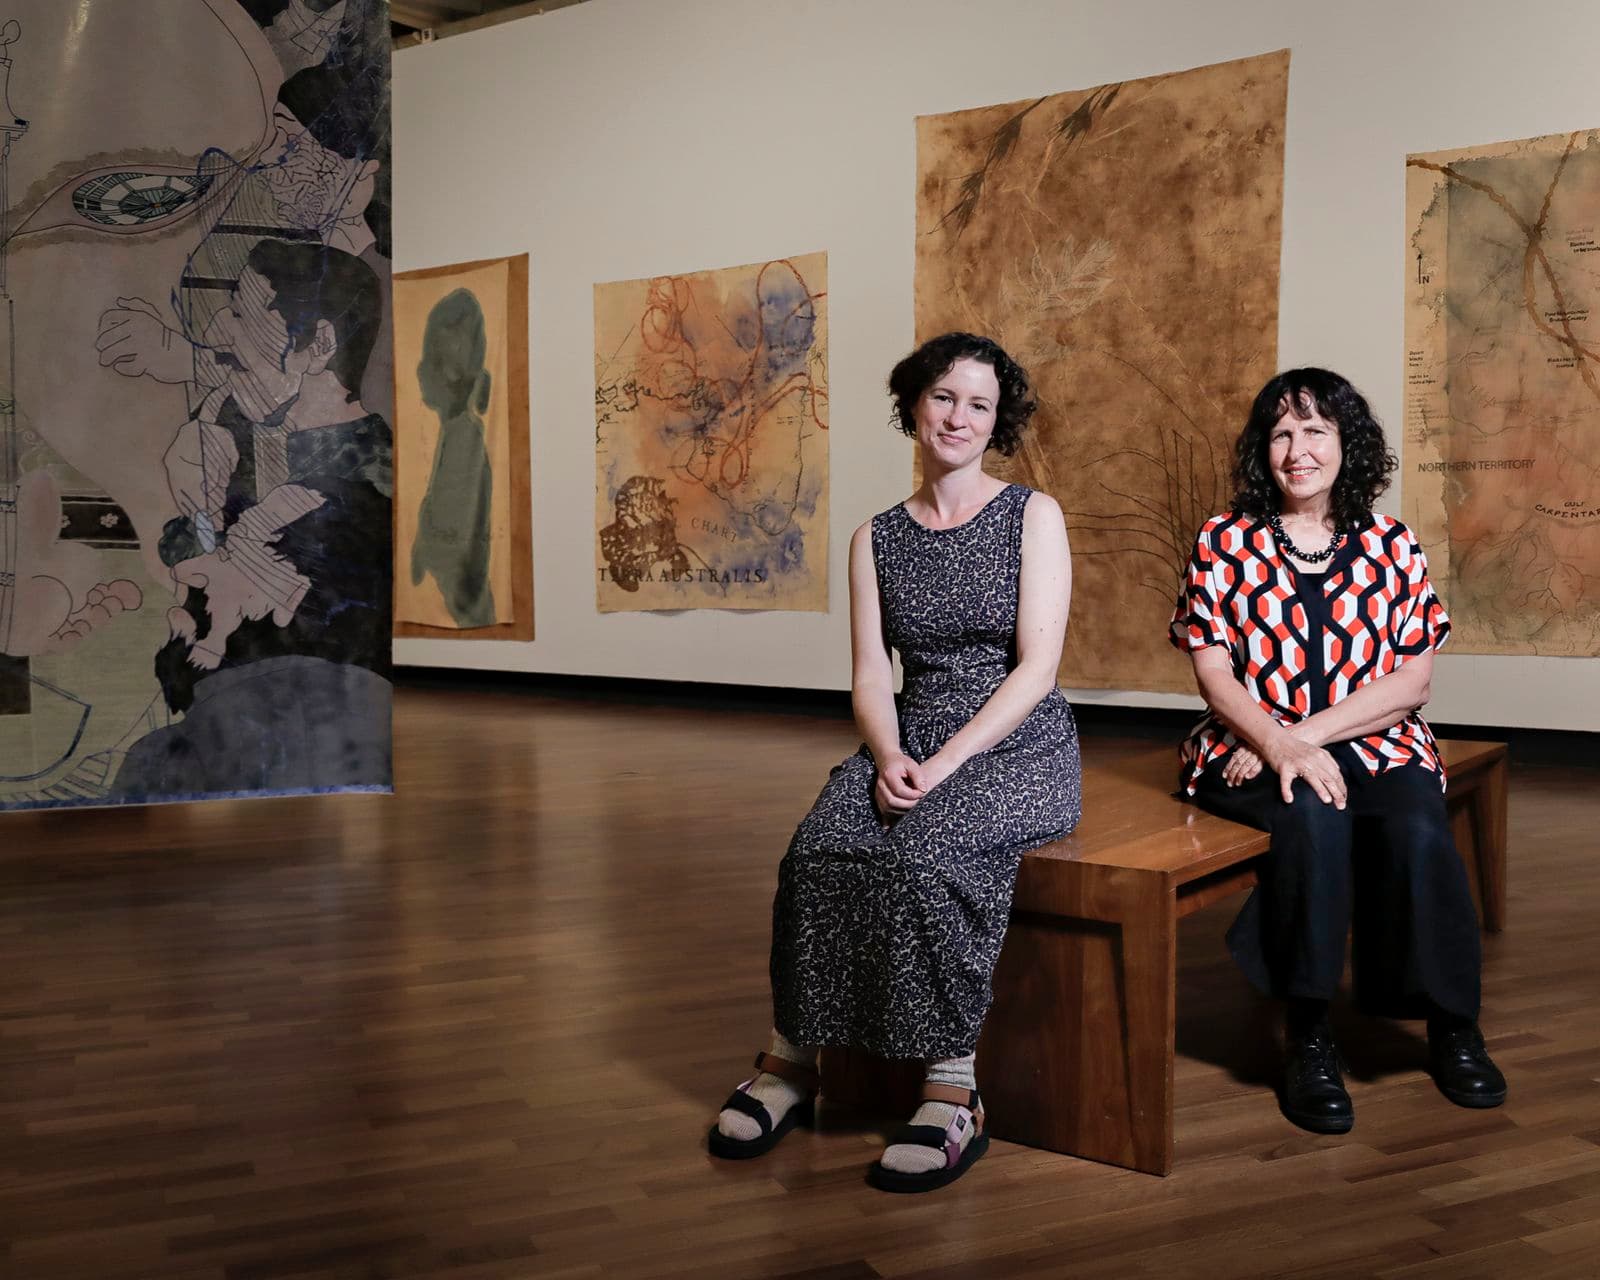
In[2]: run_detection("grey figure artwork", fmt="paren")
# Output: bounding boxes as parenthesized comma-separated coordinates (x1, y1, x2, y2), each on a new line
(410, 288, 495, 629)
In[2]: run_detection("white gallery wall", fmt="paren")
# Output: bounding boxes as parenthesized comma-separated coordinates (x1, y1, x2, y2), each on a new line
(392, 0, 1600, 731)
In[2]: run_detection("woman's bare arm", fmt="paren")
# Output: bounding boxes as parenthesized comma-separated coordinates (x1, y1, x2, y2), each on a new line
(1290, 651, 1433, 746)
(848, 520, 901, 764)
(849, 521, 926, 817)
(920, 493, 1071, 786)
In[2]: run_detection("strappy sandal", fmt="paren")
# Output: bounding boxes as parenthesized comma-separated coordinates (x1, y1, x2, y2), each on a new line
(707, 1052, 820, 1159)
(867, 1084, 989, 1193)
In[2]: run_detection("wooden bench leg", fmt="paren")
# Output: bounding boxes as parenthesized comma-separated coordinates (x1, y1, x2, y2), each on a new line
(1469, 756, 1507, 932)
(978, 868, 1176, 1175)
(1449, 758, 1508, 933)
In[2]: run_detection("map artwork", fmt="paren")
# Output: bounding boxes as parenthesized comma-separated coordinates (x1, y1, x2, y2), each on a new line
(1406, 129, 1600, 655)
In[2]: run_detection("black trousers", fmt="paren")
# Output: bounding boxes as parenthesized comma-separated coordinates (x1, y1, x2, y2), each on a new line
(1192, 749, 1481, 1020)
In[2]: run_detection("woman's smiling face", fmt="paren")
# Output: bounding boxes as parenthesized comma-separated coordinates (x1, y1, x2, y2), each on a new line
(1268, 397, 1343, 513)
(914, 357, 1001, 469)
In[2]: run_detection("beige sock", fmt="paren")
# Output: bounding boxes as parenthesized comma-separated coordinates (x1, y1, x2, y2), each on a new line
(717, 1030, 817, 1142)
(879, 1052, 978, 1175)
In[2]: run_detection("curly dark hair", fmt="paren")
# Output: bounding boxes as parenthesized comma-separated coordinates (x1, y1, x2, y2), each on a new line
(1231, 368, 1397, 530)
(887, 332, 1038, 457)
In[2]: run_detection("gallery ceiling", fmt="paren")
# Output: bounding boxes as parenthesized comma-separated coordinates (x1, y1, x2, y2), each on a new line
(390, 0, 596, 46)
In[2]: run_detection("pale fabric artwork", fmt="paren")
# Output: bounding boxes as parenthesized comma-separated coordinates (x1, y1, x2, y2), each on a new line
(0, 0, 394, 809)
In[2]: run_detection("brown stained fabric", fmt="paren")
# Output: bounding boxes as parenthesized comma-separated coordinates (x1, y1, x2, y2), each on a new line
(915, 51, 1288, 693)
(393, 254, 533, 640)
(1405, 131, 1600, 656)
(594, 253, 828, 614)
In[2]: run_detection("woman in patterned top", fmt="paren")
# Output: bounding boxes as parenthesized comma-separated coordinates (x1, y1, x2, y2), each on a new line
(1170, 368, 1505, 1134)
(709, 333, 1081, 1191)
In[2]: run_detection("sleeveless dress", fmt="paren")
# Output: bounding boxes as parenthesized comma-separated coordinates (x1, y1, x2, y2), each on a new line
(770, 483, 1082, 1059)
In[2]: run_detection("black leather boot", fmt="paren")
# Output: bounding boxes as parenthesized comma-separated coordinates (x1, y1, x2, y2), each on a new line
(1281, 1025, 1354, 1134)
(1428, 1020, 1507, 1108)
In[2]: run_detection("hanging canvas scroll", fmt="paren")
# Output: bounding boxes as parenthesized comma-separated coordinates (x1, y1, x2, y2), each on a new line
(0, 1, 394, 808)
(393, 253, 532, 640)
(594, 252, 829, 613)
(916, 52, 1289, 692)
(1406, 128, 1600, 656)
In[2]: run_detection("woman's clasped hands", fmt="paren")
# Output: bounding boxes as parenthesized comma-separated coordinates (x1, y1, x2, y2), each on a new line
(874, 751, 958, 823)
(1224, 726, 1347, 810)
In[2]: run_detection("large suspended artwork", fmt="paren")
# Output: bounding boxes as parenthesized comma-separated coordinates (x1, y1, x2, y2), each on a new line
(915, 51, 1289, 692)
(394, 254, 532, 640)
(0, 1, 393, 809)
(1405, 129, 1600, 656)
(594, 253, 829, 612)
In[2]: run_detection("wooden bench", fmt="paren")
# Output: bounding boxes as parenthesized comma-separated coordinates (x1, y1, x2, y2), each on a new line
(821, 738, 1507, 1176)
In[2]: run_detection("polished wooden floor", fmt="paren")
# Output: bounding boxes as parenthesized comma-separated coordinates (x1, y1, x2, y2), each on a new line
(2, 685, 1597, 1280)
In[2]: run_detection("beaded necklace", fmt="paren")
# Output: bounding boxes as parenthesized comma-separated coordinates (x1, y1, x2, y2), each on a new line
(1269, 513, 1344, 564)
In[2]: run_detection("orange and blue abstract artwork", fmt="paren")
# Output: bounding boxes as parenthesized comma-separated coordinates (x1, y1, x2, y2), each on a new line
(594, 253, 829, 613)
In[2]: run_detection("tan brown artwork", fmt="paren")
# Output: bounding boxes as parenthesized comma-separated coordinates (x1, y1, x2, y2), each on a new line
(394, 254, 533, 640)
(915, 50, 1289, 692)
(594, 253, 828, 613)
(1405, 130, 1600, 656)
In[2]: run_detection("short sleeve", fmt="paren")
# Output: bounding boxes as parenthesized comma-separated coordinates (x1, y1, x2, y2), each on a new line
(1390, 528, 1451, 656)
(1169, 526, 1231, 652)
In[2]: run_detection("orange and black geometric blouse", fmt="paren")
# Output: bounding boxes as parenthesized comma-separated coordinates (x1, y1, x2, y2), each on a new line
(1168, 511, 1451, 796)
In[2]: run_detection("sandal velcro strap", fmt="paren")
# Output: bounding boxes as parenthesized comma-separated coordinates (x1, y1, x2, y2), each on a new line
(921, 1085, 984, 1133)
(719, 1087, 772, 1137)
(753, 1051, 820, 1093)
(888, 1122, 951, 1150)
(888, 1112, 973, 1170)
(921, 1083, 978, 1109)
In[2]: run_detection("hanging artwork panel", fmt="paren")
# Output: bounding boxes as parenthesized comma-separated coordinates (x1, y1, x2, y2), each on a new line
(915, 51, 1289, 692)
(0, 0, 393, 808)
(594, 252, 829, 613)
(1406, 128, 1600, 655)
(393, 253, 532, 640)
